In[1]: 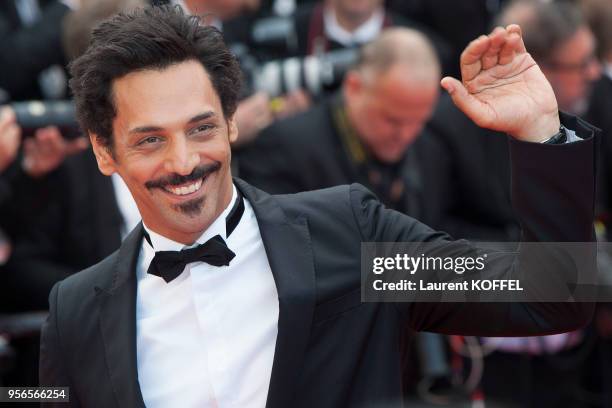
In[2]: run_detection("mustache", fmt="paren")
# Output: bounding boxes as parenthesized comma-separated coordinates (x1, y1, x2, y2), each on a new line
(145, 162, 221, 190)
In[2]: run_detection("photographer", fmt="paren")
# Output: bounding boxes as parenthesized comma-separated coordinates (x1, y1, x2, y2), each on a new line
(0, 105, 87, 311)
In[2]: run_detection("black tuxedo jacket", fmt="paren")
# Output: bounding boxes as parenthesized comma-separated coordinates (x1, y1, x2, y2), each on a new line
(41, 116, 597, 408)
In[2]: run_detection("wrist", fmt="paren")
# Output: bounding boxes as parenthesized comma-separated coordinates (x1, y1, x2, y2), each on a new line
(510, 112, 561, 143)
(541, 125, 567, 144)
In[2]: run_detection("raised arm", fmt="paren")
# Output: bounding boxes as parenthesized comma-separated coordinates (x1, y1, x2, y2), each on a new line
(356, 26, 598, 336)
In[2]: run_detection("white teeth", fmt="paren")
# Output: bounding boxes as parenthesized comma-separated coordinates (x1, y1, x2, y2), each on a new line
(165, 178, 203, 196)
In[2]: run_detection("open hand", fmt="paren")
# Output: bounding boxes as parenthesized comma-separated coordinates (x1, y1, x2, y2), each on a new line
(441, 25, 560, 142)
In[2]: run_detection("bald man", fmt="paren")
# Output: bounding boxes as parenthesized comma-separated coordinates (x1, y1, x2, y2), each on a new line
(238, 28, 451, 227)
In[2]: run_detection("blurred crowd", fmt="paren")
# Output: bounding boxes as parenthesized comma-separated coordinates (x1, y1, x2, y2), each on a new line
(0, 0, 611, 407)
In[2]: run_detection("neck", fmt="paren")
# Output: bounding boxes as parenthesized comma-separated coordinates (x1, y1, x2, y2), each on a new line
(332, 7, 376, 32)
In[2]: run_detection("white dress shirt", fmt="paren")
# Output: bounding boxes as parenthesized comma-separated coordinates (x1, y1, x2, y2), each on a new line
(136, 185, 279, 408)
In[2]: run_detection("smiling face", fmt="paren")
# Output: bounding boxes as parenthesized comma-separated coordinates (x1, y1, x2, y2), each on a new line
(90, 60, 237, 244)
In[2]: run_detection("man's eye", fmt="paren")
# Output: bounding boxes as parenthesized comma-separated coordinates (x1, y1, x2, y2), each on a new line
(139, 136, 161, 145)
(191, 124, 214, 134)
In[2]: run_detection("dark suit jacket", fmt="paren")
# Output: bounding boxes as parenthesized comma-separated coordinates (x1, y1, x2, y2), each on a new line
(237, 95, 451, 228)
(2, 149, 122, 311)
(40, 114, 597, 408)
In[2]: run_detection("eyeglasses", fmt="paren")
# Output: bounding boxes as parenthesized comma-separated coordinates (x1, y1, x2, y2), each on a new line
(544, 54, 600, 74)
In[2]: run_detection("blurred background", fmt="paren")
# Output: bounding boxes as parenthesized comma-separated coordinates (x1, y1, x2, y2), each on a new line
(0, 0, 611, 407)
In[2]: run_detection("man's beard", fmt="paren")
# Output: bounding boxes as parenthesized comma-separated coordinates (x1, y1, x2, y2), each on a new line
(145, 162, 222, 217)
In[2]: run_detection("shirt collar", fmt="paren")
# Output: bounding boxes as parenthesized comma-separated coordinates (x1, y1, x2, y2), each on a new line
(142, 184, 238, 252)
(323, 6, 384, 47)
(605, 62, 612, 82)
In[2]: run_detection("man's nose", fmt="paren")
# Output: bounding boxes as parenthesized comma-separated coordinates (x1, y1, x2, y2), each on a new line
(163, 137, 199, 175)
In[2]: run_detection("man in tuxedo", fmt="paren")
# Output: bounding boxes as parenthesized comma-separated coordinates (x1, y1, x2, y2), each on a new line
(40, 6, 598, 408)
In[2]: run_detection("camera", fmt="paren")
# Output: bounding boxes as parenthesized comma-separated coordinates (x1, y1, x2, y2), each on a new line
(230, 15, 358, 98)
(235, 45, 358, 98)
(10, 100, 81, 139)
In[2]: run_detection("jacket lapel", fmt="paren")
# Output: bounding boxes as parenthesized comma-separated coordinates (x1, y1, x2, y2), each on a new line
(95, 225, 146, 408)
(235, 179, 316, 408)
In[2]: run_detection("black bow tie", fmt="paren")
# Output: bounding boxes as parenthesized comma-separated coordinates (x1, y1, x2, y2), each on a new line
(147, 235, 235, 282)
(145, 189, 245, 283)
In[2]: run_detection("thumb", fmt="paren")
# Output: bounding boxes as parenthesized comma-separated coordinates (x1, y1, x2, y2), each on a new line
(441, 77, 489, 128)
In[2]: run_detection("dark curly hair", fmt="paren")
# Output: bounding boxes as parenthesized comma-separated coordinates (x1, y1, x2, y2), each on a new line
(69, 5, 242, 149)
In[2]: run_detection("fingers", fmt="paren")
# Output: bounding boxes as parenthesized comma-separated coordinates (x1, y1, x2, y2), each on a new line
(244, 92, 271, 113)
(440, 77, 491, 128)
(0, 107, 20, 143)
(481, 27, 506, 70)
(497, 32, 519, 65)
(506, 24, 526, 53)
(460, 35, 490, 82)
(234, 93, 274, 145)
(33, 126, 65, 157)
(272, 89, 312, 119)
(0, 106, 16, 129)
(460, 25, 526, 81)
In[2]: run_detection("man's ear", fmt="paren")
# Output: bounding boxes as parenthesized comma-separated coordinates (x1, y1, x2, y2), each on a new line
(227, 118, 239, 144)
(89, 133, 117, 176)
(343, 70, 363, 99)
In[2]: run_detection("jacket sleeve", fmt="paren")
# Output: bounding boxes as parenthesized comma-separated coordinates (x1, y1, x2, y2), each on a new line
(350, 113, 598, 336)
